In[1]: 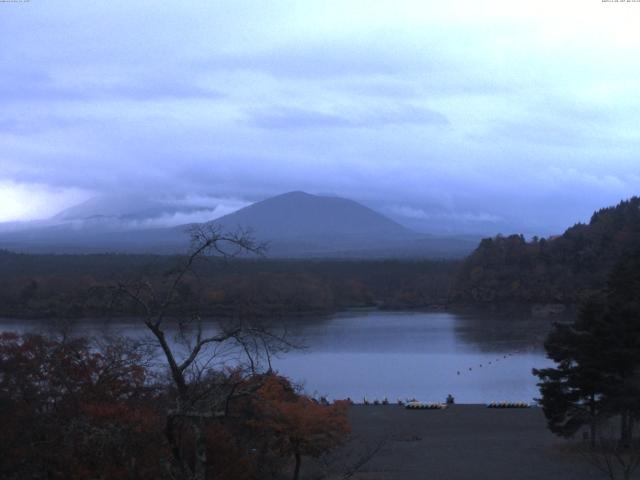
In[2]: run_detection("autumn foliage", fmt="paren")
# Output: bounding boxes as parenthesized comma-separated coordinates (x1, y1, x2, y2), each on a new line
(0, 332, 351, 480)
(243, 375, 351, 480)
(260, 378, 348, 448)
(0, 332, 164, 479)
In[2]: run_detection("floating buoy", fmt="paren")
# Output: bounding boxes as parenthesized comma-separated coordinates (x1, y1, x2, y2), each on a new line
(406, 402, 447, 410)
(487, 401, 529, 409)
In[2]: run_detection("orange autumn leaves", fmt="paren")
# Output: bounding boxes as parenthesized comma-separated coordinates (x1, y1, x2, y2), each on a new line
(0, 333, 351, 480)
(248, 375, 351, 479)
(255, 375, 350, 457)
(0, 332, 164, 480)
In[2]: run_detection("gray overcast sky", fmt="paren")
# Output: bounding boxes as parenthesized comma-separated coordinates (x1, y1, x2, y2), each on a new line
(1, 0, 639, 235)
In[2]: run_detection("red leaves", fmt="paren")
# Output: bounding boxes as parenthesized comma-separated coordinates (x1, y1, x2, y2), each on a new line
(0, 332, 164, 480)
(252, 375, 351, 458)
(0, 334, 352, 480)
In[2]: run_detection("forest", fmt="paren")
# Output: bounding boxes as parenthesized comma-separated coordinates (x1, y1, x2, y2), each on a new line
(3, 199, 640, 479)
(3, 197, 640, 319)
(452, 197, 640, 305)
(0, 331, 352, 480)
(0, 251, 457, 319)
(0, 227, 361, 480)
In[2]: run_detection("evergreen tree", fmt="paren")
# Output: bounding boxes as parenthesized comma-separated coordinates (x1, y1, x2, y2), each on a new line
(601, 251, 640, 445)
(533, 297, 610, 446)
(534, 250, 640, 445)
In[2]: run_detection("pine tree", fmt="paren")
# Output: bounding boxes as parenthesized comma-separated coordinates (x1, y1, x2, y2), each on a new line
(533, 297, 610, 446)
(534, 250, 640, 445)
(601, 252, 640, 445)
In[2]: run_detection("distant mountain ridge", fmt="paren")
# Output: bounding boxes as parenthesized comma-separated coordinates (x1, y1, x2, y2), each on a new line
(53, 195, 220, 224)
(452, 196, 640, 303)
(211, 191, 413, 239)
(0, 191, 478, 258)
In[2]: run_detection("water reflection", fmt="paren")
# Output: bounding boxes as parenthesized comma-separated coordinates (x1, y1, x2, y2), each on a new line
(269, 310, 563, 403)
(0, 310, 567, 403)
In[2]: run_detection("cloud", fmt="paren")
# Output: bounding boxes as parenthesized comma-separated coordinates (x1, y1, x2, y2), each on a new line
(0, 181, 90, 222)
(386, 205, 503, 223)
(90, 209, 221, 230)
(1, 0, 640, 234)
(543, 168, 630, 192)
(200, 40, 410, 79)
(0, 67, 223, 103)
(484, 100, 626, 148)
(246, 105, 448, 129)
(0, 189, 251, 226)
(198, 39, 512, 98)
(247, 108, 352, 129)
(123, 198, 249, 228)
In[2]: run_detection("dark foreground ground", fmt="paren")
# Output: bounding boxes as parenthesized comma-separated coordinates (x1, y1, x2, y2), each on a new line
(306, 405, 613, 480)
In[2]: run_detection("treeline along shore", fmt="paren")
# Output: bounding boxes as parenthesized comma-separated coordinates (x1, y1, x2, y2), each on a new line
(2, 196, 640, 320)
(0, 252, 458, 319)
(452, 197, 640, 305)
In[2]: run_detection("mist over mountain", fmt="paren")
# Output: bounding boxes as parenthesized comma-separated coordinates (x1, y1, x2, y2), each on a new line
(53, 195, 194, 222)
(0, 191, 478, 258)
(212, 191, 411, 239)
(52, 194, 247, 227)
(207, 191, 478, 257)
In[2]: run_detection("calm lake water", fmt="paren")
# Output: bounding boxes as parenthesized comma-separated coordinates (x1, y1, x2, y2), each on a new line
(0, 310, 562, 404)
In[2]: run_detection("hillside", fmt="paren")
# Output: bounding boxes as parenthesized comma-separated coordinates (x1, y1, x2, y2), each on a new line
(452, 197, 640, 304)
(209, 191, 441, 257)
(212, 191, 411, 239)
(0, 191, 477, 258)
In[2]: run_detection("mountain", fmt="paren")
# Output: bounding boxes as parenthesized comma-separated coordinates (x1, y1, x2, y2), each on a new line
(212, 191, 411, 239)
(52, 194, 221, 225)
(0, 191, 478, 258)
(53, 195, 167, 221)
(452, 196, 640, 304)
(207, 191, 478, 257)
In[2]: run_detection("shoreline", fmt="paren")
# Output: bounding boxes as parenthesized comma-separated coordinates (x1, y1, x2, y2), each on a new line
(0, 302, 576, 322)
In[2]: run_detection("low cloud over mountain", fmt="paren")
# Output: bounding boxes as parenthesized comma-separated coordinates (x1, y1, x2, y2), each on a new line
(0, 191, 478, 258)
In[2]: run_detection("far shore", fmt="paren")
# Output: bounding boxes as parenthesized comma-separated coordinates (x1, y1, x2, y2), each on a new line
(0, 301, 577, 323)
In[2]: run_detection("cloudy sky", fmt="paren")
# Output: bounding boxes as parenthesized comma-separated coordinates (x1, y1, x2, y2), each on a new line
(1, 0, 639, 235)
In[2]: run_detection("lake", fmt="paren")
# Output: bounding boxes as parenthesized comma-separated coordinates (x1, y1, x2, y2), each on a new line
(0, 310, 561, 404)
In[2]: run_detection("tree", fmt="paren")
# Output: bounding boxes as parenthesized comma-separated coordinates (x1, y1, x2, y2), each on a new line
(454, 197, 640, 304)
(0, 332, 163, 479)
(1, 225, 353, 479)
(244, 375, 350, 480)
(112, 225, 294, 480)
(534, 250, 640, 447)
(533, 296, 611, 445)
(600, 251, 640, 446)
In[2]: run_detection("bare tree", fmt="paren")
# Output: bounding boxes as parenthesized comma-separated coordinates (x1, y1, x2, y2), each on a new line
(112, 225, 292, 480)
(580, 421, 640, 480)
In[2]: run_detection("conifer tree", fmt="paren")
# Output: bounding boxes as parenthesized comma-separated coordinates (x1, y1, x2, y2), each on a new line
(534, 250, 640, 445)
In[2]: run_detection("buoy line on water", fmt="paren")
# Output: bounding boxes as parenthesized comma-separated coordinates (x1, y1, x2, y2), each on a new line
(405, 402, 447, 410)
(452, 343, 539, 379)
(487, 402, 530, 408)
(351, 345, 542, 407)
